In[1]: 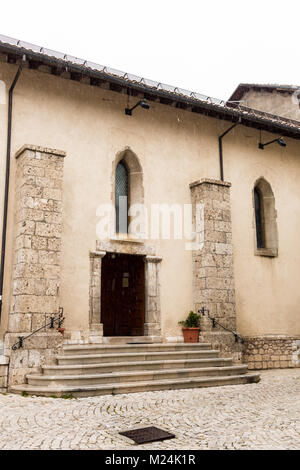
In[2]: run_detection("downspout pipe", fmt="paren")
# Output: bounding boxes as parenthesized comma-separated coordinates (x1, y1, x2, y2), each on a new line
(218, 118, 241, 181)
(0, 56, 25, 320)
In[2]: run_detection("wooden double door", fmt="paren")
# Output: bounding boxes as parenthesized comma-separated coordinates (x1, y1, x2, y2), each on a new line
(101, 253, 145, 336)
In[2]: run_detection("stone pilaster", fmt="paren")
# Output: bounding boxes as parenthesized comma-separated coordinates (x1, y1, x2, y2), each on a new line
(6, 145, 66, 385)
(89, 250, 105, 343)
(190, 178, 241, 360)
(0, 356, 9, 391)
(144, 255, 162, 340)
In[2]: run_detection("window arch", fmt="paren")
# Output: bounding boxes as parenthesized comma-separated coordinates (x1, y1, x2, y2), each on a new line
(115, 160, 129, 233)
(253, 178, 278, 257)
(113, 148, 144, 236)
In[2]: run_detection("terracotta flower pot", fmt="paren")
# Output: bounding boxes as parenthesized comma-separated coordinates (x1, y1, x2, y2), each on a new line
(182, 327, 200, 343)
(58, 327, 65, 336)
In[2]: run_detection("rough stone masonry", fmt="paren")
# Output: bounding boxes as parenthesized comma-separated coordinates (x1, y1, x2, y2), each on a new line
(243, 335, 300, 370)
(190, 178, 242, 362)
(4, 145, 66, 386)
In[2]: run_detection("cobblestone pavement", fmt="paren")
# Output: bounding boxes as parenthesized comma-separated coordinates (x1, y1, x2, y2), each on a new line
(0, 369, 299, 450)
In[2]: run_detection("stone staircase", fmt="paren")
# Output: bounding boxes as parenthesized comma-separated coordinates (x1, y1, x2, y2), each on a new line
(10, 342, 260, 397)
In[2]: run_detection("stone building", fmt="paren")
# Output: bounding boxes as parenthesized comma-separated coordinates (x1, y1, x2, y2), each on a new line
(0, 35, 299, 395)
(228, 83, 300, 121)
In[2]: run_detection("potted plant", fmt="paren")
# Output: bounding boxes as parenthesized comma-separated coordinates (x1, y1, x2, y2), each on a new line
(179, 311, 201, 343)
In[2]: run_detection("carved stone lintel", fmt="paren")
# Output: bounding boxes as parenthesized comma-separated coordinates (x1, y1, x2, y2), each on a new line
(90, 250, 107, 258)
(96, 239, 155, 256)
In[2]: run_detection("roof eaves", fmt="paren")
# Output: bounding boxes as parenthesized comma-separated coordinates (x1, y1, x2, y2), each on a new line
(1, 34, 300, 140)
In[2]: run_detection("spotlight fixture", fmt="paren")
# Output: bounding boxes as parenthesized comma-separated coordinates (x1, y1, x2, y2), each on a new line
(258, 137, 286, 150)
(125, 100, 150, 116)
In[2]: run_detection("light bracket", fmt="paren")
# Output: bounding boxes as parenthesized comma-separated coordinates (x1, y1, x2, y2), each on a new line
(259, 137, 286, 150)
(125, 100, 149, 116)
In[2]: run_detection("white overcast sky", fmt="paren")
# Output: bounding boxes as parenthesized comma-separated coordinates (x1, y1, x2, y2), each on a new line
(0, 0, 298, 100)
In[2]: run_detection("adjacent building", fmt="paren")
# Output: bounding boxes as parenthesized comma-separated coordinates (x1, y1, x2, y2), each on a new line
(229, 83, 300, 120)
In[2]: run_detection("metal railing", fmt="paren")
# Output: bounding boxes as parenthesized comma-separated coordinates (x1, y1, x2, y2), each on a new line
(198, 307, 244, 344)
(12, 307, 65, 350)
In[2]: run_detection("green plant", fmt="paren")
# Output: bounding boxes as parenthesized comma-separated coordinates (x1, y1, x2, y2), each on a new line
(178, 311, 200, 328)
(61, 394, 75, 400)
(21, 391, 29, 397)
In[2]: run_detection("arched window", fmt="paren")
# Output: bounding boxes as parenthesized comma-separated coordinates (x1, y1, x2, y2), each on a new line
(254, 187, 265, 249)
(115, 160, 128, 233)
(253, 178, 278, 257)
(113, 148, 144, 238)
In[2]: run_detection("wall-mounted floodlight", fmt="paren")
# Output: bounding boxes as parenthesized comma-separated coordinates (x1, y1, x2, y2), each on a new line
(125, 100, 150, 116)
(258, 137, 286, 150)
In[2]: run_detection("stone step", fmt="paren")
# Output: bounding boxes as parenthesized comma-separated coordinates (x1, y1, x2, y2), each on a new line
(56, 349, 220, 365)
(10, 373, 260, 397)
(62, 342, 212, 355)
(102, 336, 155, 345)
(43, 357, 233, 375)
(26, 365, 248, 386)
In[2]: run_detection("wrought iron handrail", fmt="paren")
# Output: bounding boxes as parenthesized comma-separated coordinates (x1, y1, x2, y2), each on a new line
(12, 307, 65, 350)
(198, 307, 244, 344)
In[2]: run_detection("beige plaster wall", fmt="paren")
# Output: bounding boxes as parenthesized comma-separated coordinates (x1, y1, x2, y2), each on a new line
(226, 125, 300, 336)
(0, 63, 299, 340)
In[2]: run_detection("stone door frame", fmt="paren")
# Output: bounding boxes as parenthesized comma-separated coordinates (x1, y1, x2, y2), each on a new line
(89, 239, 162, 342)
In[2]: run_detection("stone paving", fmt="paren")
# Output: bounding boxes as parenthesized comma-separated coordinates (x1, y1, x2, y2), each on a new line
(0, 369, 299, 450)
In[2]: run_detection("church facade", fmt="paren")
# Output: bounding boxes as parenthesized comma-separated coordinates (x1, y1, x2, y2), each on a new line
(0, 35, 300, 391)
